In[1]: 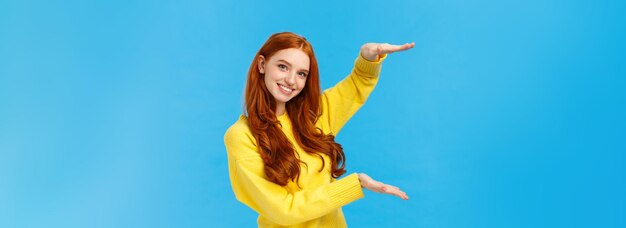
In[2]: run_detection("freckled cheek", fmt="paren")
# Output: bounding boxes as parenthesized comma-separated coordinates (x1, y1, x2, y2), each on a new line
(269, 68, 285, 75)
(297, 79, 307, 90)
(267, 68, 285, 79)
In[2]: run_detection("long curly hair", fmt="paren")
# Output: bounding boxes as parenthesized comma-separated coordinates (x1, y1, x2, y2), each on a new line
(244, 32, 346, 186)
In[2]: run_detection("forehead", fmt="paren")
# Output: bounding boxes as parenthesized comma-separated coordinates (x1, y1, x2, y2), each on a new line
(269, 48, 310, 70)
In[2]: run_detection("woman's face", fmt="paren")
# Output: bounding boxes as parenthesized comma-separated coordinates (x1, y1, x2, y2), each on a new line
(258, 48, 310, 107)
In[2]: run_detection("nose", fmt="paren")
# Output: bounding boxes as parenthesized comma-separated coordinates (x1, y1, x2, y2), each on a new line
(285, 73, 296, 86)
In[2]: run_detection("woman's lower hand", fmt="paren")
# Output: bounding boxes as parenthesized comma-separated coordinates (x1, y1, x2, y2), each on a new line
(358, 173, 409, 200)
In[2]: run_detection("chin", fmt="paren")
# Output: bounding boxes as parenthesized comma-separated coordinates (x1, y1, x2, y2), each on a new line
(275, 92, 299, 103)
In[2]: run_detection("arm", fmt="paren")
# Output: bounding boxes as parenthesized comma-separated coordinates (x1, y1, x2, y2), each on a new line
(318, 53, 385, 135)
(224, 125, 364, 226)
(318, 42, 415, 135)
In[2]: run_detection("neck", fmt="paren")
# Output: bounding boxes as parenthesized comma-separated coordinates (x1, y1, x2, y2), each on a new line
(275, 102, 286, 116)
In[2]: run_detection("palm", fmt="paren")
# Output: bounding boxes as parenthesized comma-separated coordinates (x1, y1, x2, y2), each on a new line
(360, 42, 415, 61)
(358, 173, 409, 200)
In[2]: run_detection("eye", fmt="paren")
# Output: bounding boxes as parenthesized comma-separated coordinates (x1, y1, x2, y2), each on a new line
(278, 64, 288, 71)
(298, 72, 308, 78)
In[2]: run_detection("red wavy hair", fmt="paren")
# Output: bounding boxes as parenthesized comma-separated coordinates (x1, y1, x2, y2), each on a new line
(244, 32, 346, 186)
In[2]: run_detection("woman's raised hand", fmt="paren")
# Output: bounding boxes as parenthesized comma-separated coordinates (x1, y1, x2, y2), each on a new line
(360, 42, 415, 61)
(358, 173, 409, 200)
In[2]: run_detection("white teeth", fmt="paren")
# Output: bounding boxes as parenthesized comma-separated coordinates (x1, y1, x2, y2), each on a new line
(279, 84, 293, 92)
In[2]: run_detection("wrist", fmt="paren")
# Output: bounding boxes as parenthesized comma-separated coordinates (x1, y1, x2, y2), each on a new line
(359, 51, 378, 62)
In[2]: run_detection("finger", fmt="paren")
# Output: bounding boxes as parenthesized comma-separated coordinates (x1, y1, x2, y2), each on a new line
(392, 189, 409, 200)
(370, 184, 409, 200)
(391, 42, 414, 52)
(383, 185, 409, 200)
(382, 183, 401, 191)
(394, 191, 409, 200)
(385, 187, 400, 194)
(378, 42, 414, 54)
(398, 189, 408, 200)
(400, 192, 409, 200)
(381, 185, 395, 194)
(381, 44, 407, 53)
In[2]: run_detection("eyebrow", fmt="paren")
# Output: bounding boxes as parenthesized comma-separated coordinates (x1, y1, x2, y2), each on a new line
(277, 59, 309, 73)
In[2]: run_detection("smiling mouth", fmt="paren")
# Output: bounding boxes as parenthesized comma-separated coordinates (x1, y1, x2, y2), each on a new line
(278, 83, 294, 93)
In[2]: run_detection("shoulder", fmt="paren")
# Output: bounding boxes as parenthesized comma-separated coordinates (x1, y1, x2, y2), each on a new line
(224, 115, 259, 159)
(225, 115, 250, 134)
(224, 115, 253, 143)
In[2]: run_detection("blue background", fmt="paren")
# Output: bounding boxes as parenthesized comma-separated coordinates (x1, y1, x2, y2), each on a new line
(1, 0, 625, 227)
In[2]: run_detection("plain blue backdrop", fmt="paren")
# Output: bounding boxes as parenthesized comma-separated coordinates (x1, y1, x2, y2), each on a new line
(1, 0, 625, 227)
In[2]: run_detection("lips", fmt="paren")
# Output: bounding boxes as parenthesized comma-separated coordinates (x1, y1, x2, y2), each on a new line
(277, 83, 294, 95)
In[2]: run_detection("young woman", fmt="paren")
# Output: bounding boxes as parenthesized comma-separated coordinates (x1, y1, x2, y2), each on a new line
(224, 32, 414, 227)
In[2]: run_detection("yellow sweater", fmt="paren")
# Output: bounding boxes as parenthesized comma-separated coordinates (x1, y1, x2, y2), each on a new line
(224, 53, 387, 227)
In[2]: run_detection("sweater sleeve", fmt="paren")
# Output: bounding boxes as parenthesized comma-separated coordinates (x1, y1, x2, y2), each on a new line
(318, 53, 387, 135)
(224, 124, 364, 226)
